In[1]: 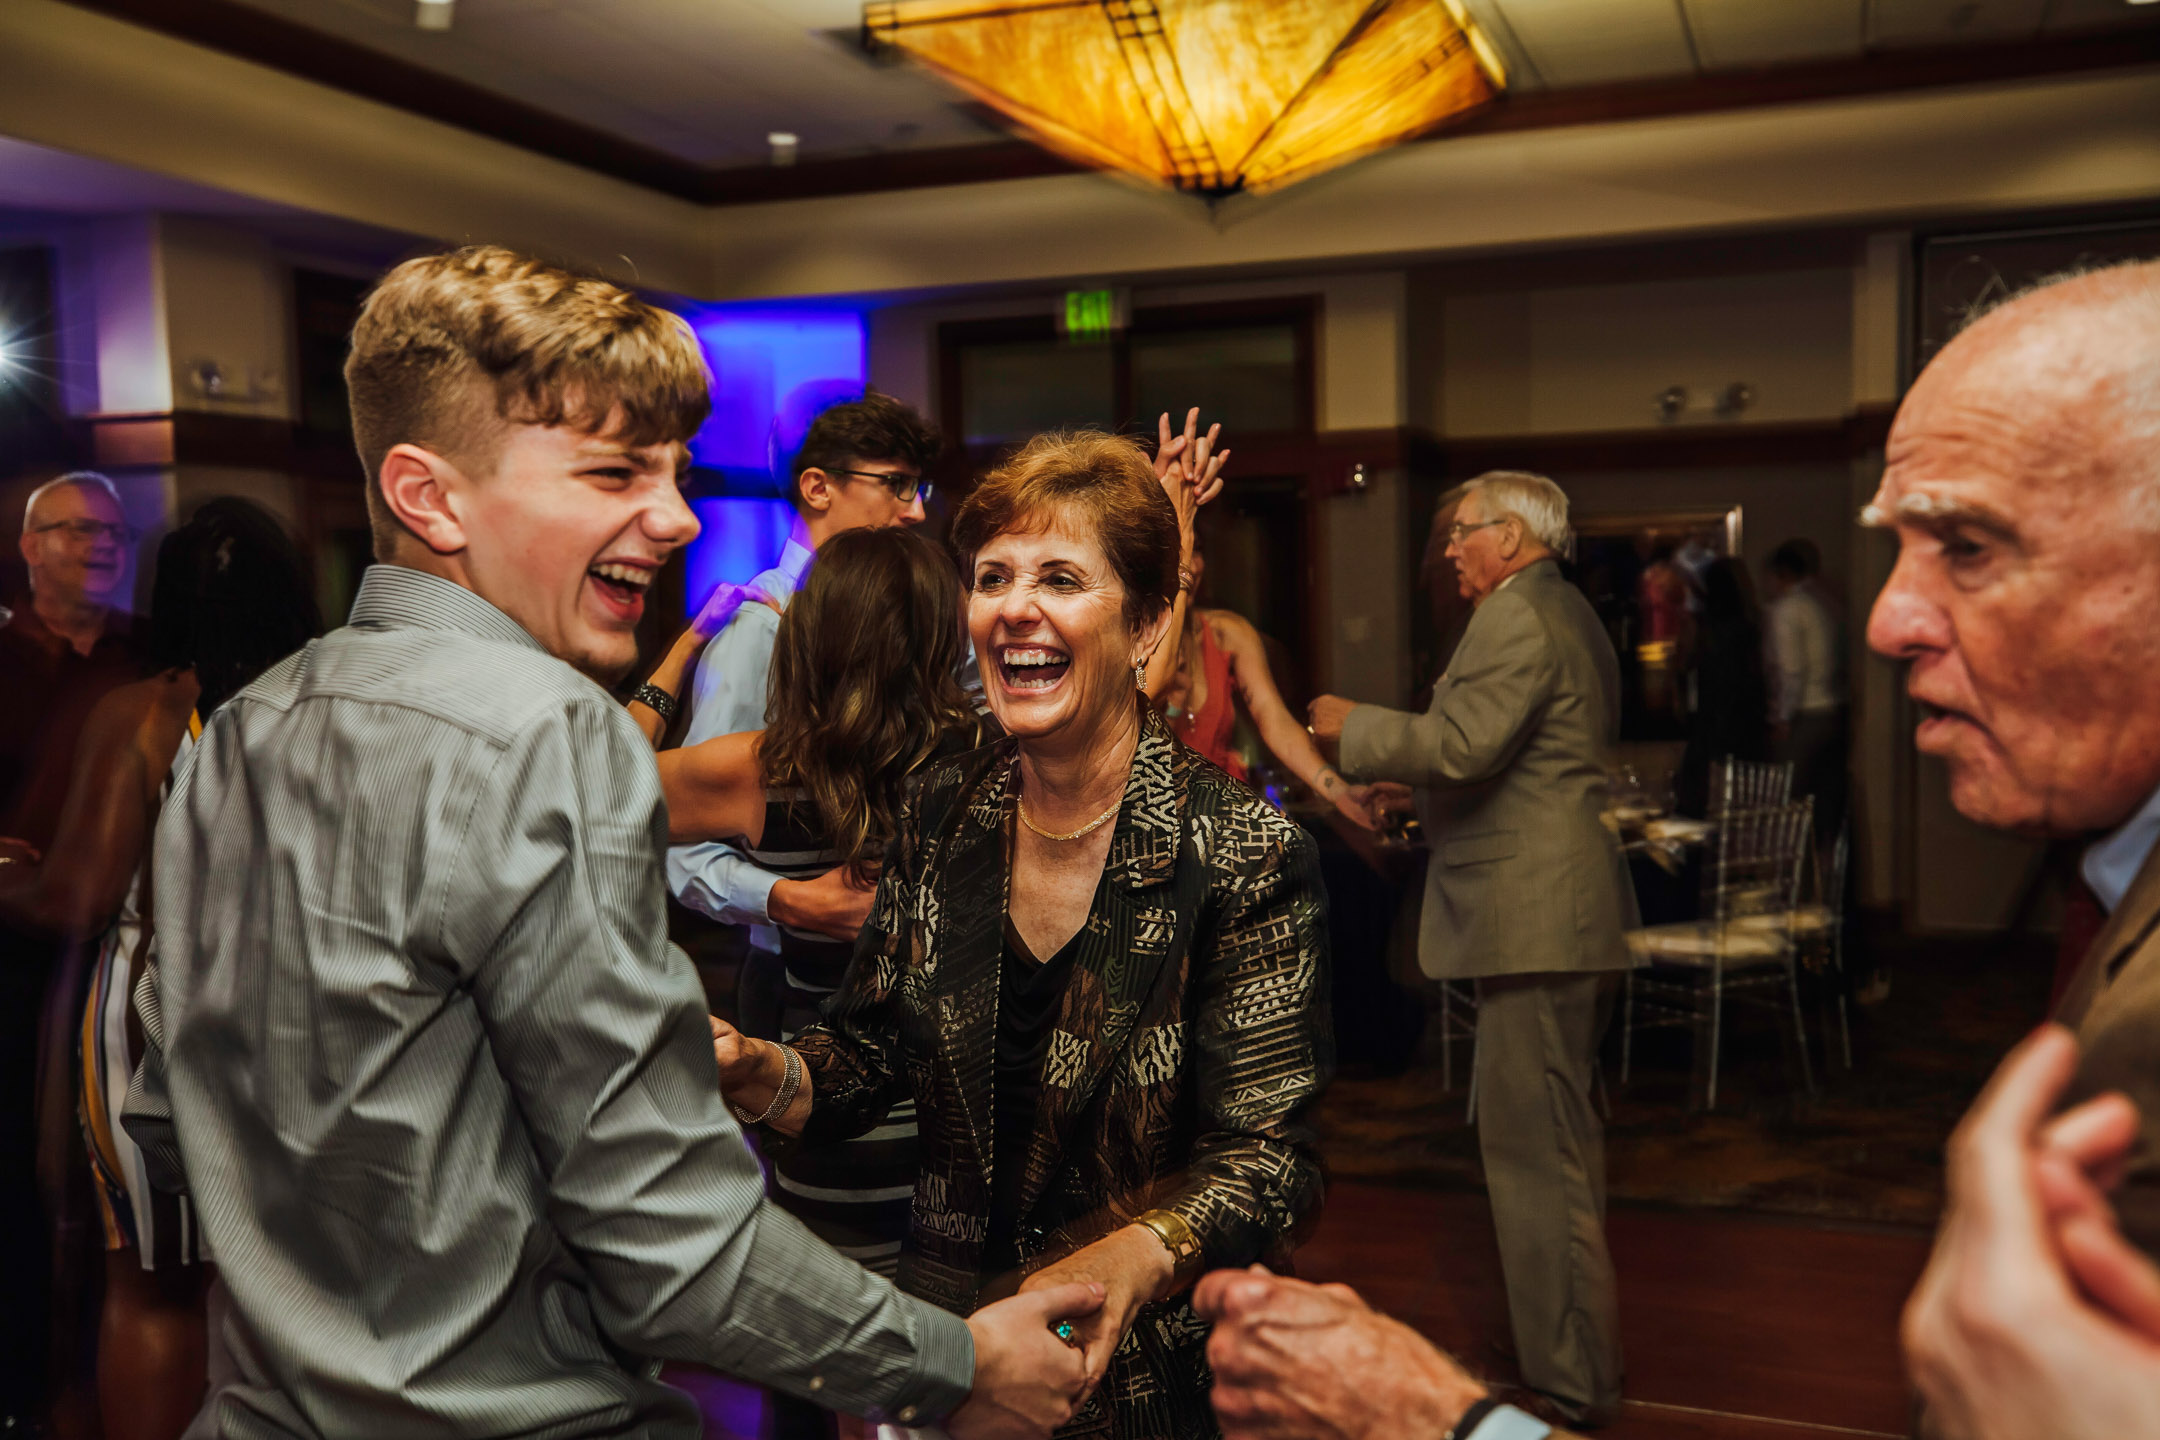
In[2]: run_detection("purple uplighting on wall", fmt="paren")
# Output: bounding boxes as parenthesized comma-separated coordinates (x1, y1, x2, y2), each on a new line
(672, 302, 867, 606)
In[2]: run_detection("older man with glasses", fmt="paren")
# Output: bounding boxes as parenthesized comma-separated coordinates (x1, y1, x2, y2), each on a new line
(0, 470, 144, 1430)
(1308, 471, 1635, 1429)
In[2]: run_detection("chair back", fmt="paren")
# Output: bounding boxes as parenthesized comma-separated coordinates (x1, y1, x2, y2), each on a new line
(1705, 797, 1815, 931)
(1709, 756, 1794, 817)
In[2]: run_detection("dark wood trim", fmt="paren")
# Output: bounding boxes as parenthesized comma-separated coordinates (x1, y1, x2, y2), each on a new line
(1441, 410, 1895, 476)
(1443, 26, 2160, 143)
(935, 298, 1321, 452)
(83, 410, 364, 481)
(58, 0, 2160, 210)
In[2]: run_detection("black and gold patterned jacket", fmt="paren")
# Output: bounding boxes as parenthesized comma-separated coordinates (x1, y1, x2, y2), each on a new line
(790, 702, 1333, 1439)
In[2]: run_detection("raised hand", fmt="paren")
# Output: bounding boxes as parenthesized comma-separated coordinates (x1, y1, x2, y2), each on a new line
(950, 1282, 1105, 1440)
(1154, 408, 1229, 536)
(1902, 1025, 2160, 1440)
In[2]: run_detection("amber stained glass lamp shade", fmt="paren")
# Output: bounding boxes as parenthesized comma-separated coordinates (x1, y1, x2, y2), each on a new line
(862, 0, 1507, 197)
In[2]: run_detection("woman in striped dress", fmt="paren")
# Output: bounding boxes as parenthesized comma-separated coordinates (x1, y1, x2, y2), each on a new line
(0, 498, 319, 1440)
(657, 526, 990, 1279)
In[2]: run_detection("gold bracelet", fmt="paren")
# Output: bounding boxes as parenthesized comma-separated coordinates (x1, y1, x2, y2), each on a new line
(1135, 1207, 1205, 1287)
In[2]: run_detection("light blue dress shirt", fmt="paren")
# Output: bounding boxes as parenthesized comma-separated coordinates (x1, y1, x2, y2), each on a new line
(665, 536, 815, 946)
(2082, 781, 2160, 914)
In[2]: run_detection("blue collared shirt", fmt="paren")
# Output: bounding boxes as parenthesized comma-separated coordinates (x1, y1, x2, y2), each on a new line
(666, 536, 815, 939)
(2083, 781, 2160, 914)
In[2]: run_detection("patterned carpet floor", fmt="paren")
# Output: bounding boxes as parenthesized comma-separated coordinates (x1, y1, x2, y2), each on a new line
(1314, 922, 2053, 1228)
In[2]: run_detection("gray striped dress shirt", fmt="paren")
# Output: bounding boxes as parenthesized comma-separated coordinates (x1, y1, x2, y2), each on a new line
(122, 564, 972, 1439)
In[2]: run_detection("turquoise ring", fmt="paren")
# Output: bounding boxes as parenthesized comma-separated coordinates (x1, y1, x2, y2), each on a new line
(1052, 1320, 1079, 1346)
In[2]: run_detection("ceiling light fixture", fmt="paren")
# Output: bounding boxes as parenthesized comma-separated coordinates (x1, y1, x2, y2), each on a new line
(862, 0, 1506, 197)
(415, 0, 453, 32)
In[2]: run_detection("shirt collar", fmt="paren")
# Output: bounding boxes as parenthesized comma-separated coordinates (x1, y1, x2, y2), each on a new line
(347, 565, 547, 655)
(2082, 780, 2160, 914)
(777, 537, 815, 590)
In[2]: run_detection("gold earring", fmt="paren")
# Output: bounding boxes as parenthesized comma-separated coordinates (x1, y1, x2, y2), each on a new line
(1133, 658, 1147, 689)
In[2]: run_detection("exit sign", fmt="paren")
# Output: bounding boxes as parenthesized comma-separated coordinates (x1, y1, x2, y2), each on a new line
(1058, 287, 1128, 340)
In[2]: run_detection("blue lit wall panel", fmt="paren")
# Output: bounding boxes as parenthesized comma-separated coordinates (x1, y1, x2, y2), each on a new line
(686, 497, 796, 611)
(672, 303, 866, 604)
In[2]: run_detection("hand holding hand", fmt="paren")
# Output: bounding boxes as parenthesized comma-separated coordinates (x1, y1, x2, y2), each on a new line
(707, 1014, 773, 1092)
(1332, 783, 1384, 833)
(768, 865, 878, 941)
(1017, 1224, 1176, 1391)
(950, 1281, 1105, 1440)
(1195, 1267, 1487, 1440)
(1305, 695, 1355, 749)
(1902, 1025, 2160, 1440)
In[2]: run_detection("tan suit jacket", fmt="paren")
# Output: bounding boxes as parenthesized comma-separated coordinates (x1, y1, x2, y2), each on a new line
(2057, 835, 2160, 1254)
(1340, 558, 1638, 981)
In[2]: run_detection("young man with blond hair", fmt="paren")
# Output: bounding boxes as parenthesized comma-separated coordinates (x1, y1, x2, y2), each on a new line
(123, 246, 1097, 1440)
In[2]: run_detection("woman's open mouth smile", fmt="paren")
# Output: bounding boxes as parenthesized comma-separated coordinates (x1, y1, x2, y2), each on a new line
(998, 644, 1071, 693)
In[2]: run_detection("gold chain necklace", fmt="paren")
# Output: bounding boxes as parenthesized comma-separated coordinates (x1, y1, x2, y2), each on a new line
(1017, 794, 1121, 843)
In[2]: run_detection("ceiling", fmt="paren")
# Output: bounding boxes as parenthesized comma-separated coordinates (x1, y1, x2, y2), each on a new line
(54, 0, 2160, 198)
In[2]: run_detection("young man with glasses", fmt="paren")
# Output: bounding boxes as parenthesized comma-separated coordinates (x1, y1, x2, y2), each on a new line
(665, 392, 943, 957)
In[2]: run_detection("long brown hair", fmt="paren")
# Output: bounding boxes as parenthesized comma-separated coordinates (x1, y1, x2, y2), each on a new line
(760, 526, 980, 881)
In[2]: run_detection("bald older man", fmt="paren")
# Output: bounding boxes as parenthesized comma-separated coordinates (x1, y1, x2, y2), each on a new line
(1863, 261, 2160, 1243)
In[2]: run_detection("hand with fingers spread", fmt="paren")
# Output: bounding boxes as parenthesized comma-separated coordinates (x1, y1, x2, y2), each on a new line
(1902, 1024, 2160, 1440)
(1195, 1267, 1492, 1440)
(949, 1282, 1106, 1440)
(1154, 407, 1230, 541)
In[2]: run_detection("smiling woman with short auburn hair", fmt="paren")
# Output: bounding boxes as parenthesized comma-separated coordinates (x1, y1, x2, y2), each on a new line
(711, 423, 1333, 1440)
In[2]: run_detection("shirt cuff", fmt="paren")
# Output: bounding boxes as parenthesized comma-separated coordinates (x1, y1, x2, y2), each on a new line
(1465, 1404, 1554, 1440)
(882, 1302, 974, 1426)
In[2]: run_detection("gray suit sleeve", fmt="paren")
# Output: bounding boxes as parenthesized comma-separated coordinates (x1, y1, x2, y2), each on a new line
(445, 698, 973, 1423)
(1340, 589, 1556, 789)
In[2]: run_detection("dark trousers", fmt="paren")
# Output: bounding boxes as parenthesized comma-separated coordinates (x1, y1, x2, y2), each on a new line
(0, 936, 53, 1418)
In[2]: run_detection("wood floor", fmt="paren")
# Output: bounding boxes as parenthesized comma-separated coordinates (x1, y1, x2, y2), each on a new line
(1295, 1182, 1929, 1439)
(671, 1180, 1930, 1438)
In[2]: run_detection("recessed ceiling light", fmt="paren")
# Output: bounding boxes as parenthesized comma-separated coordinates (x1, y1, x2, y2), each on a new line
(415, 0, 453, 31)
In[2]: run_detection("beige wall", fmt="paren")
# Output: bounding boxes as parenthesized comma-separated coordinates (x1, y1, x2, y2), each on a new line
(161, 219, 297, 422)
(1435, 269, 1853, 436)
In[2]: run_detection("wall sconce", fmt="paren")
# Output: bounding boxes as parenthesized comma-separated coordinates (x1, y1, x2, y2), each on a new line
(1344, 462, 1370, 492)
(188, 358, 229, 399)
(1655, 386, 1688, 422)
(415, 0, 453, 30)
(1717, 382, 1755, 417)
(768, 132, 800, 168)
